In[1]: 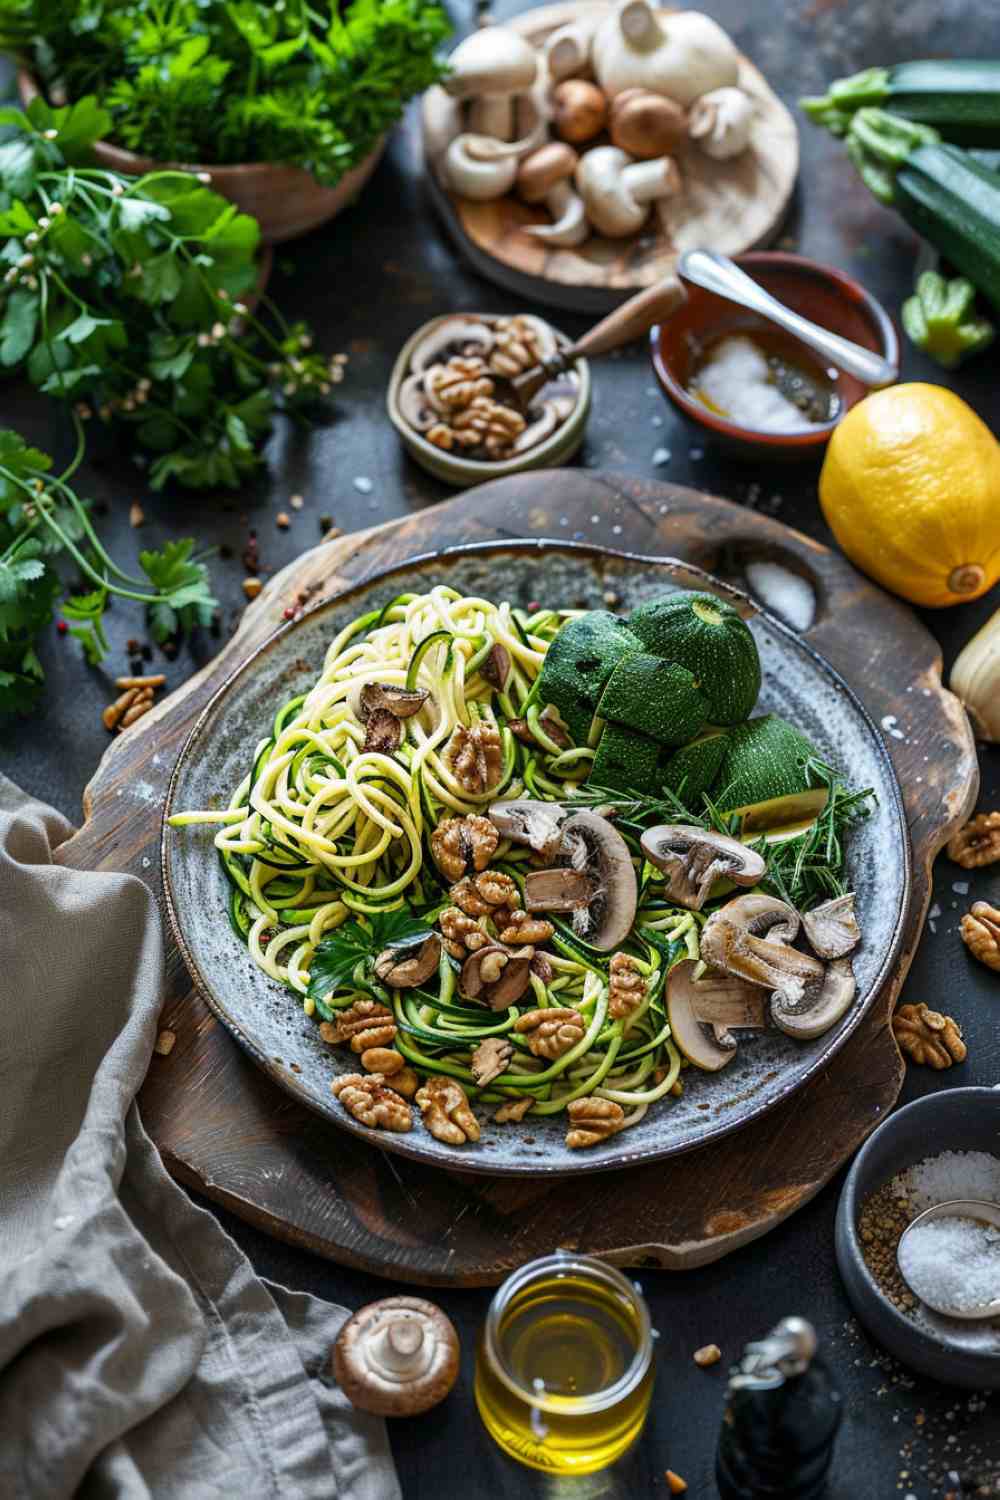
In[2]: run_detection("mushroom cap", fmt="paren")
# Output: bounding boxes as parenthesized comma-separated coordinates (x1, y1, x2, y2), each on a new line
(667, 959, 766, 1070)
(517, 142, 580, 202)
(443, 28, 538, 100)
(409, 317, 494, 373)
(552, 78, 609, 144)
(640, 824, 766, 911)
(801, 893, 860, 960)
(444, 136, 520, 201)
(333, 1296, 460, 1417)
(574, 145, 645, 235)
(609, 88, 688, 158)
(700, 894, 822, 1000)
(396, 373, 437, 433)
(771, 957, 856, 1040)
(373, 933, 442, 989)
(551, 809, 638, 952)
(488, 798, 567, 861)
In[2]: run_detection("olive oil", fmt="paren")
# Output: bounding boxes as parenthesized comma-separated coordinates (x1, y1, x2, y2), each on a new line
(475, 1255, 654, 1474)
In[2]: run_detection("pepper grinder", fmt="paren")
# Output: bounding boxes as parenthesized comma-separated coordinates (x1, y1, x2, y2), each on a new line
(716, 1317, 842, 1499)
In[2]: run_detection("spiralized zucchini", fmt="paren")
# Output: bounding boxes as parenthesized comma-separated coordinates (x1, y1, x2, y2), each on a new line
(169, 586, 699, 1125)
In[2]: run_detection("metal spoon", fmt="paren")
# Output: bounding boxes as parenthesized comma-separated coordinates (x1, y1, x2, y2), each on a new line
(678, 248, 899, 390)
(896, 1198, 1000, 1321)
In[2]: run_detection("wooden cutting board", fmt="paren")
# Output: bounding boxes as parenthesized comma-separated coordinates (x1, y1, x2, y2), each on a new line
(55, 472, 978, 1286)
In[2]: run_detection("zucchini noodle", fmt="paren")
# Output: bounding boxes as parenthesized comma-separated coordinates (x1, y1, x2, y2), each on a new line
(169, 586, 702, 1129)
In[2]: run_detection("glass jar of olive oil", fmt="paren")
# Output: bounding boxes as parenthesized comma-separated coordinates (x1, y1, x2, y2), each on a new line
(475, 1253, 655, 1474)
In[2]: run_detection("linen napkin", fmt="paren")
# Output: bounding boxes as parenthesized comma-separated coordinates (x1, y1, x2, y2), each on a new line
(0, 775, 401, 1500)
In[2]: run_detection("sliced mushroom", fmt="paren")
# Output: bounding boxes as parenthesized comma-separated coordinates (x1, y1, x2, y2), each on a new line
(513, 402, 562, 453)
(480, 642, 511, 690)
(526, 809, 638, 953)
(397, 372, 437, 432)
(700, 894, 822, 1004)
(333, 1295, 460, 1417)
(363, 708, 403, 755)
(489, 798, 567, 862)
(801, 893, 860, 959)
(667, 959, 768, 1071)
(771, 957, 856, 1040)
(361, 683, 430, 719)
(409, 317, 494, 373)
(373, 933, 442, 989)
(460, 943, 534, 1010)
(640, 824, 766, 911)
(524, 867, 594, 911)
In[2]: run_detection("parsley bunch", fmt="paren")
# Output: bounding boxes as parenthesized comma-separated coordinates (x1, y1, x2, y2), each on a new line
(0, 427, 216, 715)
(0, 0, 449, 184)
(0, 96, 342, 488)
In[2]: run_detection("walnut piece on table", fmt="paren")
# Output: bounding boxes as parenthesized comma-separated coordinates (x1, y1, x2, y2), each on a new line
(892, 1003, 967, 1068)
(961, 900, 1000, 972)
(565, 1097, 625, 1149)
(515, 1007, 585, 1060)
(416, 1076, 481, 1145)
(947, 810, 1000, 868)
(319, 999, 397, 1052)
(430, 814, 498, 881)
(331, 1073, 412, 1132)
(608, 953, 647, 1019)
(470, 1036, 512, 1087)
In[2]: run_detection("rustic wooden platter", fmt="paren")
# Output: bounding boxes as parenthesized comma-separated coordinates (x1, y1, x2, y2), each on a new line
(55, 472, 978, 1285)
(421, 3, 800, 313)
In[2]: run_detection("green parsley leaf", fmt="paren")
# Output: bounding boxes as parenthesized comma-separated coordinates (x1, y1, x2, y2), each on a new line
(306, 910, 434, 1002)
(0, 292, 38, 367)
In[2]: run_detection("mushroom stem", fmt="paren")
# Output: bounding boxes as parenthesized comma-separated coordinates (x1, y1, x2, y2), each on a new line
(624, 158, 679, 204)
(524, 180, 589, 247)
(382, 1319, 426, 1370)
(619, 0, 658, 47)
(469, 94, 515, 141)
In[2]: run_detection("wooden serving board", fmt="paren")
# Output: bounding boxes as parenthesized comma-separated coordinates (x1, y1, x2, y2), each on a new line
(56, 473, 977, 1285)
(422, 3, 800, 313)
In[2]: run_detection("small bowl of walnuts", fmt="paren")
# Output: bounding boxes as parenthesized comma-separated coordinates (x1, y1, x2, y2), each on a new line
(387, 312, 591, 487)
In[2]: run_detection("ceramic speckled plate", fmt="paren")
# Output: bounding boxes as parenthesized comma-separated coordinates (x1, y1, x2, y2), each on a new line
(162, 541, 910, 1178)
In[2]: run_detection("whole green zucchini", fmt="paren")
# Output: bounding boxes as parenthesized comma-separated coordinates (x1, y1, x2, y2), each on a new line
(803, 61, 1000, 143)
(847, 109, 1000, 312)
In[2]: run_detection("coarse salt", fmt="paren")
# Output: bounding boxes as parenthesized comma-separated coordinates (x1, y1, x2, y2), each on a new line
(898, 1215, 1000, 1313)
(745, 560, 816, 631)
(896, 1149, 1000, 1211)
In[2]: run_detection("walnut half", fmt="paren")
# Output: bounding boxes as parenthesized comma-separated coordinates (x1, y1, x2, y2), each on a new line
(430, 814, 498, 881)
(319, 999, 396, 1052)
(331, 1073, 412, 1132)
(947, 811, 1000, 869)
(609, 953, 647, 1019)
(515, 1007, 585, 1060)
(416, 1076, 481, 1145)
(447, 721, 504, 796)
(892, 1003, 967, 1069)
(565, 1097, 625, 1149)
(961, 900, 1000, 972)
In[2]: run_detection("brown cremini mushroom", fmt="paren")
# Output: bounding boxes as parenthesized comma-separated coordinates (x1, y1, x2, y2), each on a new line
(360, 682, 431, 719)
(640, 824, 766, 911)
(363, 707, 403, 755)
(552, 78, 608, 143)
(460, 943, 534, 1009)
(372, 933, 442, 989)
(522, 809, 638, 952)
(517, 142, 589, 248)
(609, 88, 687, 158)
(333, 1296, 460, 1416)
(667, 959, 767, 1071)
(488, 798, 567, 861)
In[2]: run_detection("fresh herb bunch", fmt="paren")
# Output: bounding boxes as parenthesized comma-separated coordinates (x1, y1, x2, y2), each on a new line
(0, 0, 449, 183)
(0, 97, 342, 488)
(0, 427, 216, 715)
(306, 910, 433, 1013)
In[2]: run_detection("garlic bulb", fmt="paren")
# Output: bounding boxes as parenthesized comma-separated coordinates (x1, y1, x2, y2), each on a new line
(689, 86, 754, 160)
(951, 607, 1000, 742)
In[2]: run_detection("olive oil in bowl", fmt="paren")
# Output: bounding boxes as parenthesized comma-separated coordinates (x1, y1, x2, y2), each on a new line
(475, 1254, 655, 1474)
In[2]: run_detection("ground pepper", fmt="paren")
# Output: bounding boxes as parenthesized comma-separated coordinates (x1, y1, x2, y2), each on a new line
(857, 1182, 916, 1313)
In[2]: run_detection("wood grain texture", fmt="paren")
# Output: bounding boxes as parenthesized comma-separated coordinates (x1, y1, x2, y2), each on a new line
(55, 472, 978, 1285)
(421, 3, 800, 313)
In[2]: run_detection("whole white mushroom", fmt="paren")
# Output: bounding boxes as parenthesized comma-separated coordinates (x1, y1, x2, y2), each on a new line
(443, 27, 538, 140)
(575, 145, 681, 237)
(689, 86, 755, 159)
(593, 0, 739, 107)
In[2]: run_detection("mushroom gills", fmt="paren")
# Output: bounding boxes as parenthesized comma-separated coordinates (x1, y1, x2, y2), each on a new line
(801, 893, 860, 959)
(667, 959, 767, 1071)
(640, 823, 766, 911)
(488, 798, 567, 861)
(524, 867, 595, 911)
(771, 957, 856, 1040)
(526, 809, 638, 952)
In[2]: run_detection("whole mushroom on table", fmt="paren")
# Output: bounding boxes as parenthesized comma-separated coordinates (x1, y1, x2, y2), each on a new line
(423, 2, 758, 248)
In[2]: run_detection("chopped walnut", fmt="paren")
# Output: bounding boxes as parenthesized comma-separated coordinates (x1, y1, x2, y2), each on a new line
(438, 906, 490, 959)
(693, 1344, 722, 1368)
(331, 1073, 412, 1132)
(497, 909, 554, 946)
(565, 1096, 625, 1149)
(319, 999, 396, 1053)
(961, 900, 1000, 972)
(609, 953, 647, 1020)
(494, 1095, 534, 1124)
(470, 1036, 513, 1087)
(416, 1076, 481, 1145)
(447, 721, 504, 795)
(430, 814, 499, 881)
(488, 315, 546, 378)
(451, 395, 527, 456)
(424, 355, 494, 412)
(450, 870, 521, 918)
(892, 1003, 967, 1069)
(358, 1045, 419, 1096)
(947, 811, 1000, 868)
(515, 1007, 585, 1060)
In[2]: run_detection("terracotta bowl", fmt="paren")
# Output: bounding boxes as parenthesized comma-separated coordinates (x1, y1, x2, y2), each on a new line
(18, 70, 384, 244)
(650, 251, 898, 459)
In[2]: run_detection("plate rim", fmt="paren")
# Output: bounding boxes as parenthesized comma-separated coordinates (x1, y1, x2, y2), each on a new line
(161, 537, 912, 1178)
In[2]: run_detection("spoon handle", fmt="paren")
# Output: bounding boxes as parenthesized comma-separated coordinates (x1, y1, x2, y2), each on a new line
(678, 249, 898, 389)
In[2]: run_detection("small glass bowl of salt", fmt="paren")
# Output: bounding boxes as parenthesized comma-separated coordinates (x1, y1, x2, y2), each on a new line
(897, 1199, 1000, 1320)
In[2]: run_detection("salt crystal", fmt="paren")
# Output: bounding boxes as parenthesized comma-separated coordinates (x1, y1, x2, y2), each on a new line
(353, 476, 373, 494)
(900, 1149, 1000, 1210)
(745, 561, 816, 631)
(653, 447, 671, 466)
(928, 903, 942, 921)
(898, 1215, 1000, 1313)
(880, 714, 906, 741)
(952, 881, 969, 895)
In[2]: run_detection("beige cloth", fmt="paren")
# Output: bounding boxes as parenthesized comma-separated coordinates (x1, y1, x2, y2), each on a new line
(0, 776, 401, 1500)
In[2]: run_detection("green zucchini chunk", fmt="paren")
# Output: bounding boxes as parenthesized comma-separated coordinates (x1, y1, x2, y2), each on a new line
(712, 714, 828, 830)
(590, 721, 662, 794)
(660, 730, 728, 807)
(537, 611, 642, 741)
(627, 591, 760, 725)
(597, 653, 708, 746)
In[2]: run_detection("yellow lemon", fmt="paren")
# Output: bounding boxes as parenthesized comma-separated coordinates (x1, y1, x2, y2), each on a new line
(819, 383, 1000, 607)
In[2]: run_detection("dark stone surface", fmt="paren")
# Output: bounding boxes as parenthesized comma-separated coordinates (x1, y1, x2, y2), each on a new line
(2, 2, 1000, 1493)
